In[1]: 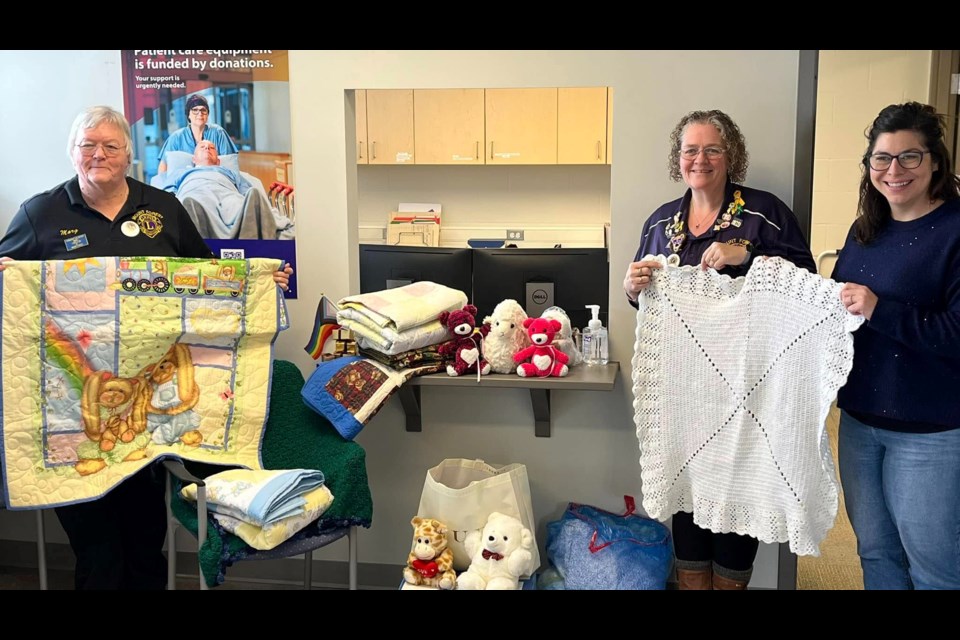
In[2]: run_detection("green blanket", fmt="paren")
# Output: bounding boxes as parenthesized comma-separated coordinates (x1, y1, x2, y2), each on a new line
(171, 359, 373, 586)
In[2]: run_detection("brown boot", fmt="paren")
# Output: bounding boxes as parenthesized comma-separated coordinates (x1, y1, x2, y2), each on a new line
(712, 564, 751, 590)
(677, 567, 713, 590)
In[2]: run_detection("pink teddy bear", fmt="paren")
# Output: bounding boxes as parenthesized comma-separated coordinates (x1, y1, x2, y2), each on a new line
(513, 317, 569, 377)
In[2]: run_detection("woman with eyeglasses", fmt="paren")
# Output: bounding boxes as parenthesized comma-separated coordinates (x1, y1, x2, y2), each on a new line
(832, 102, 960, 590)
(623, 109, 814, 590)
(157, 94, 238, 174)
(0, 105, 291, 590)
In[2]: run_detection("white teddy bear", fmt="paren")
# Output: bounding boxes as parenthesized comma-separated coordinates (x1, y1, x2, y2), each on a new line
(541, 306, 583, 367)
(481, 299, 532, 374)
(456, 511, 536, 590)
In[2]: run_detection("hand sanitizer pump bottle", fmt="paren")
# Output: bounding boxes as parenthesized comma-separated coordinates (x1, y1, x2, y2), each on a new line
(582, 305, 608, 365)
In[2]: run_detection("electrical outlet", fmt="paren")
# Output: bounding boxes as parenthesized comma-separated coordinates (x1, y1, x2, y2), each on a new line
(506, 229, 525, 241)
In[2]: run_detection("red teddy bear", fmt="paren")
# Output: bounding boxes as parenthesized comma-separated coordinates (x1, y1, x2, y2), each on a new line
(514, 317, 569, 377)
(438, 304, 491, 377)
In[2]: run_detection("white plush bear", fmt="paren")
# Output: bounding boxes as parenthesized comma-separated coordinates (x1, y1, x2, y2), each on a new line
(541, 306, 583, 367)
(457, 511, 536, 590)
(481, 299, 532, 374)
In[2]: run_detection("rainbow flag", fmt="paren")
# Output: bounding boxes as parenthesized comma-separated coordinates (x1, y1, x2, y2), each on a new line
(304, 295, 340, 360)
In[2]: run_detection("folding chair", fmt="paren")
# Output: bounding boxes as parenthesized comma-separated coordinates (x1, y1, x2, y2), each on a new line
(163, 459, 358, 590)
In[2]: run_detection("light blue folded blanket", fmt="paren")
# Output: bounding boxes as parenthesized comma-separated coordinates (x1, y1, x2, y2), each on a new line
(182, 468, 326, 526)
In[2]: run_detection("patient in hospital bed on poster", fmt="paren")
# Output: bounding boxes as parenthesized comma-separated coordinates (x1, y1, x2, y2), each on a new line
(151, 140, 295, 241)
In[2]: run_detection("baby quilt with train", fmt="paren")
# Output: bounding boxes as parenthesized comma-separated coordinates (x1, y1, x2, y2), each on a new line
(0, 256, 289, 509)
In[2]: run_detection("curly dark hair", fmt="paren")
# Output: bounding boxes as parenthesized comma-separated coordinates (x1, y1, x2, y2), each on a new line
(854, 101, 960, 245)
(667, 109, 749, 183)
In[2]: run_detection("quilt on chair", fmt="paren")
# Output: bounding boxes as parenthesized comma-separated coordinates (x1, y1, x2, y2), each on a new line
(171, 360, 373, 587)
(0, 256, 288, 509)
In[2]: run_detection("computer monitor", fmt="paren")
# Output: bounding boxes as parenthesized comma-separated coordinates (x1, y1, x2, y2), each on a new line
(358, 244, 473, 297)
(472, 248, 609, 331)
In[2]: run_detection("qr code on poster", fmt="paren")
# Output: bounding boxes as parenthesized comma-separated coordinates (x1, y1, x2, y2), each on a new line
(220, 249, 245, 260)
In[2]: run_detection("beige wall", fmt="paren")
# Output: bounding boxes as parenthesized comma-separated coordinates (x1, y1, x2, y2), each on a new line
(358, 165, 611, 229)
(812, 50, 931, 275)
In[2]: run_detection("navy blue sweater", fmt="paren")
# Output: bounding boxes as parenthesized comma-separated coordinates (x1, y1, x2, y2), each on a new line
(833, 199, 960, 432)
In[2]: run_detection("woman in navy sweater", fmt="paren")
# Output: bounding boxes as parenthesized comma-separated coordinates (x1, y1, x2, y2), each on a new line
(834, 102, 960, 590)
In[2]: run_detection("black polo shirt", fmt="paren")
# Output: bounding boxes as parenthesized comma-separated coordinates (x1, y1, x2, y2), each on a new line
(0, 177, 213, 260)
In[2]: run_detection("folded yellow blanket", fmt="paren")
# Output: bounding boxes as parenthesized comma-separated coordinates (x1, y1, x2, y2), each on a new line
(181, 469, 335, 550)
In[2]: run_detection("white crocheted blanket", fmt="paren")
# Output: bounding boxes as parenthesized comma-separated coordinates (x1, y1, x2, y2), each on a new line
(632, 256, 864, 556)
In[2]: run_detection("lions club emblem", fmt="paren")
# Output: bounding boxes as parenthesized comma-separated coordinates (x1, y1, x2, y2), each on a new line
(133, 210, 163, 239)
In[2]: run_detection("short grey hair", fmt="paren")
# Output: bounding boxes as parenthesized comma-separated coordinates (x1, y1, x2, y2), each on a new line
(667, 109, 749, 184)
(66, 106, 133, 162)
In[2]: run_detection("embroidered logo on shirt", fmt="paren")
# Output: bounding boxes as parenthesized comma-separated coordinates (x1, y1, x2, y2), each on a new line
(63, 234, 89, 251)
(133, 210, 163, 238)
(59, 229, 79, 237)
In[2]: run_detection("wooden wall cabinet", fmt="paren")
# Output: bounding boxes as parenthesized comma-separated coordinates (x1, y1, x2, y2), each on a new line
(485, 88, 558, 165)
(366, 89, 415, 165)
(558, 87, 608, 165)
(355, 86, 613, 166)
(606, 87, 613, 165)
(414, 89, 485, 165)
(355, 89, 368, 165)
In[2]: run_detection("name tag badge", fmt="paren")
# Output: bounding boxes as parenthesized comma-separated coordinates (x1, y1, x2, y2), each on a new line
(64, 234, 89, 251)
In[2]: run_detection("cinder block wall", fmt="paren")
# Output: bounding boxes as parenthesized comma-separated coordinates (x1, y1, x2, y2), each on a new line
(812, 50, 931, 276)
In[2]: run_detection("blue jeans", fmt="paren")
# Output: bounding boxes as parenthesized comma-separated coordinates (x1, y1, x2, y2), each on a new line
(838, 410, 960, 590)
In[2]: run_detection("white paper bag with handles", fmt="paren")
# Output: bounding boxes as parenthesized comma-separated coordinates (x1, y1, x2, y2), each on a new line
(416, 458, 540, 576)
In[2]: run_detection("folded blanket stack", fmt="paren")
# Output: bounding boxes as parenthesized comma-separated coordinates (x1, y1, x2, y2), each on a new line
(170, 359, 373, 588)
(337, 282, 465, 356)
(181, 468, 334, 550)
(359, 345, 444, 376)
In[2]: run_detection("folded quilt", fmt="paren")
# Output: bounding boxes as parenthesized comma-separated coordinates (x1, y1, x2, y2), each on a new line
(208, 485, 334, 551)
(170, 360, 373, 587)
(181, 468, 325, 525)
(632, 256, 864, 556)
(302, 356, 435, 440)
(337, 281, 466, 332)
(338, 314, 450, 356)
(359, 345, 443, 369)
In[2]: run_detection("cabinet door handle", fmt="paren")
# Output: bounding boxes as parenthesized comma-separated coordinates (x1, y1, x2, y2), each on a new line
(475, 141, 479, 160)
(490, 141, 494, 160)
(372, 141, 377, 160)
(597, 141, 601, 160)
(358, 141, 363, 159)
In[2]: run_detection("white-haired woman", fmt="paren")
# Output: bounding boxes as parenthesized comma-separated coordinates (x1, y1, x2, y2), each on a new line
(0, 105, 290, 590)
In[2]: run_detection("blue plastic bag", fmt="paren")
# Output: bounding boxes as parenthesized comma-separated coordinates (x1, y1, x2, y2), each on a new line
(541, 496, 673, 590)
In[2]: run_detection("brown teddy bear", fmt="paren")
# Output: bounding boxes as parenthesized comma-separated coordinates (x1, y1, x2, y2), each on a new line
(438, 304, 491, 377)
(81, 372, 148, 451)
(141, 343, 203, 446)
(403, 517, 457, 589)
(76, 371, 152, 475)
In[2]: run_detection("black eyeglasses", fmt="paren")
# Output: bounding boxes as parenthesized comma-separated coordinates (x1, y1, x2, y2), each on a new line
(190, 107, 209, 115)
(866, 150, 930, 171)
